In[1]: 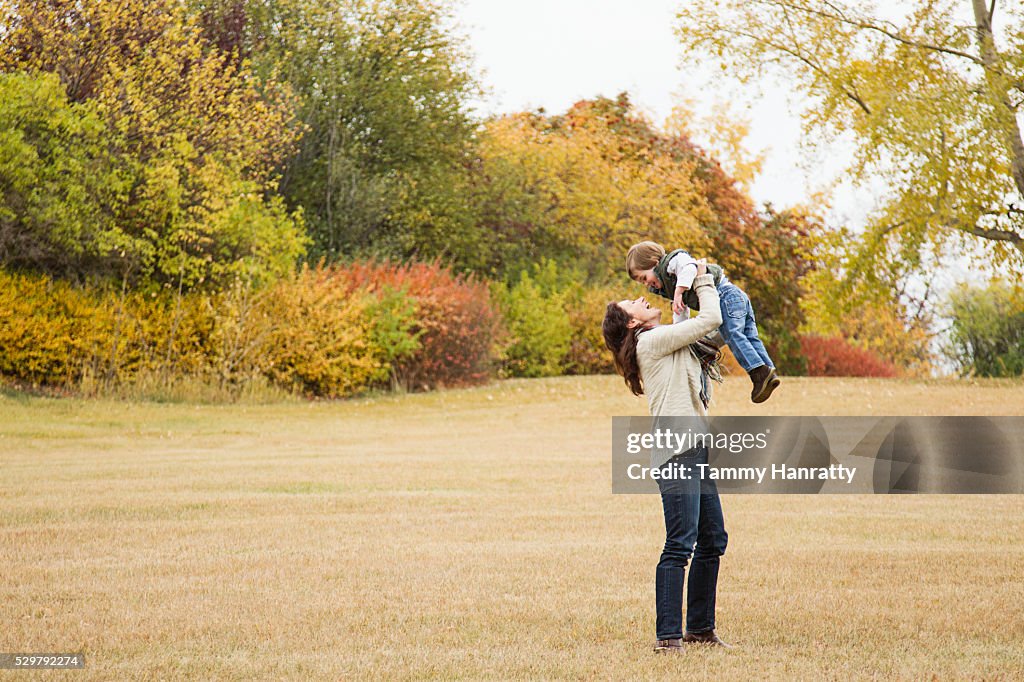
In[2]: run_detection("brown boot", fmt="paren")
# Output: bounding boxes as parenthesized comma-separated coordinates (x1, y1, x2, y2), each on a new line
(749, 365, 780, 403)
(653, 638, 684, 653)
(683, 630, 733, 648)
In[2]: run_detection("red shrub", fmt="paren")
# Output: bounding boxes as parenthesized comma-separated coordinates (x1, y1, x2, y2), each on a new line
(800, 335, 899, 378)
(332, 260, 501, 390)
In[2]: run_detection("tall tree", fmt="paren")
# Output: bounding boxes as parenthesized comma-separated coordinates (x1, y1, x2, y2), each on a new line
(677, 1, 1024, 291)
(0, 72, 122, 278)
(0, 0, 305, 287)
(472, 97, 714, 279)
(189, 0, 481, 264)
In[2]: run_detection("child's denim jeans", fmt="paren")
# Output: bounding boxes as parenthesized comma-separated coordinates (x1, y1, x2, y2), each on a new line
(717, 284, 774, 373)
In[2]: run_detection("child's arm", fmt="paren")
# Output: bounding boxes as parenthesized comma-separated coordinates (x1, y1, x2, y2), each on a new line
(672, 286, 689, 319)
(642, 273, 722, 359)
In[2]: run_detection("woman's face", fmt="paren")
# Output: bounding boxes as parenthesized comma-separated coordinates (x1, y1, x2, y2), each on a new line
(617, 296, 660, 328)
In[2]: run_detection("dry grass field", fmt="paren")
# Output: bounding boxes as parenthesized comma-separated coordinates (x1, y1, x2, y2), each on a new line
(2, 375, 1024, 680)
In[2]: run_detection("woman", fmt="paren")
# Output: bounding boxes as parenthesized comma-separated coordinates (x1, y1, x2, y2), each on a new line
(602, 260, 732, 653)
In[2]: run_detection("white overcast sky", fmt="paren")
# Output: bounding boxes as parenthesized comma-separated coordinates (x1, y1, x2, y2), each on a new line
(454, 0, 870, 222)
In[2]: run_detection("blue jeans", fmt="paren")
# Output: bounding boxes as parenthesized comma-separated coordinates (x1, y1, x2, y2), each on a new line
(718, 284, 774, 373)
(655, 448, 728, 639)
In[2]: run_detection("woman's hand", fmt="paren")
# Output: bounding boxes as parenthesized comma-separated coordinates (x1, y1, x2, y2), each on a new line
(695, 259, 708, 278)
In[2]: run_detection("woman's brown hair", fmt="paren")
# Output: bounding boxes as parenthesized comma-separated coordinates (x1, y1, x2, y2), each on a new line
(602, 302, 646, 396)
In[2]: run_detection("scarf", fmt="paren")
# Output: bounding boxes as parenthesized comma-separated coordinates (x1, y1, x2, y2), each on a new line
(690, 337, 724, 410)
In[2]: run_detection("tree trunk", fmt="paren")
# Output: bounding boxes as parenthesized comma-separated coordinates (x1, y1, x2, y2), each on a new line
(972, 0, 1024, 199)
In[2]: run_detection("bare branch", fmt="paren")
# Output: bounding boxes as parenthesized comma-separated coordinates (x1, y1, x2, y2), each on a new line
(771, 0, 987, 66)
(877, 219, 911, 237)
(873, 204, 1023, 254)
(965, 224, 1024, 250)
(910, 281, 933, 324)
(716, 25, 872, 114)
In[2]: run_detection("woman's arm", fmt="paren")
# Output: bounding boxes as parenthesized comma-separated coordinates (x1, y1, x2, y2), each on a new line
(640, 274, 722, 359)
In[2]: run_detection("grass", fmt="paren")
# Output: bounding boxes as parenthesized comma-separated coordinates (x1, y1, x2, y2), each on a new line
(1, 375, 1023, 680)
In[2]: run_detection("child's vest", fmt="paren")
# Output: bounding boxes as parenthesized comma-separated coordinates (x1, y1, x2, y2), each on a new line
(650, 249, 724, 311)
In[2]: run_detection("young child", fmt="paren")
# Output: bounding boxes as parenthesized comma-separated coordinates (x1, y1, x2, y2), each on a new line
(626, 240, 780, 403)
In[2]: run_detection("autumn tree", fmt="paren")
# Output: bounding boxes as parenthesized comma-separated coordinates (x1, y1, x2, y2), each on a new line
(0, 0, 304, 287)
(473, 95, 815, 371)
(666, 97, 767, 193)
(800, 226, 935, 374)
(472, 97, 714, 278)
(677, 1, 1024, 293)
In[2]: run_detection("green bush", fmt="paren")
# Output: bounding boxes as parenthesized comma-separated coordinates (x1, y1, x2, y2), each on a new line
(947, 281, 1024, 377)
(494, 263, 572, 378)
(364, 285, 422, 389)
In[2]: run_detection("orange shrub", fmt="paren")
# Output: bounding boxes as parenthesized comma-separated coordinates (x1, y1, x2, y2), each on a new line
(259, 269, 385, 397)
(800, 334, 899, 378)
(334, 260, 500, 389)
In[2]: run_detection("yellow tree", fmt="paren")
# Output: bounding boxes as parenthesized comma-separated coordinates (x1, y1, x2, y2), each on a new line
(0, 0, 304, 287)
(666, 97, 766, 193)
(677, 1, 1024, 289)
(474, 97, 714, 279)
(800, 227, 935, 374)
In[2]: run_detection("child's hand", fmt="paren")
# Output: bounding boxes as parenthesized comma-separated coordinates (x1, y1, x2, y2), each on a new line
(695, 259, 708, 278)
(672, 290, 685, 315)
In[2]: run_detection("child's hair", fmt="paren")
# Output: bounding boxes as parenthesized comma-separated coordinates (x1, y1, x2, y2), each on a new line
(625, 241, 665, 279)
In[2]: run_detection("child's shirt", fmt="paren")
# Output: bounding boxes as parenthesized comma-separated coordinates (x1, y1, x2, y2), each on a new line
(663, 251, 731, 323)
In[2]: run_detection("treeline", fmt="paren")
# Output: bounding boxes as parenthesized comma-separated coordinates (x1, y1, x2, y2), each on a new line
(0, 0, 1019, 396)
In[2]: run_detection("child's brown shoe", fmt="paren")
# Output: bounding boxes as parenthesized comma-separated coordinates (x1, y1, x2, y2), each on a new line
(749, 365, 780, 403)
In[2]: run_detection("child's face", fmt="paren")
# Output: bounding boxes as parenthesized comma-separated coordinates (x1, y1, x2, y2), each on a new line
(632, 268, 661, 289)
